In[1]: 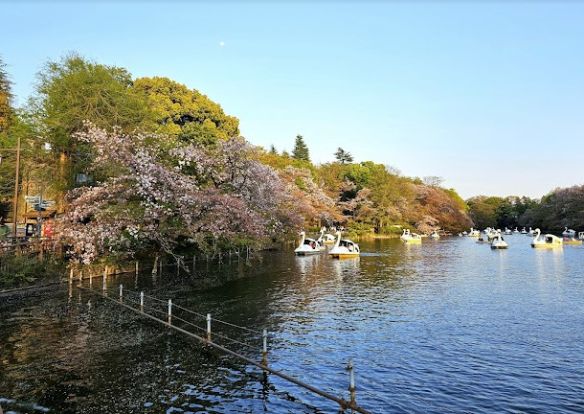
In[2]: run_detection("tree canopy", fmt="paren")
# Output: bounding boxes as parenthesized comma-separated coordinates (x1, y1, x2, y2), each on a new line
(132, 76, 239, 146)
(35, 54, 149, 152)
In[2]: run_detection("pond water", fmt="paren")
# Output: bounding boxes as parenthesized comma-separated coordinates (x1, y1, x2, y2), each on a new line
(1, 236, 584, 413)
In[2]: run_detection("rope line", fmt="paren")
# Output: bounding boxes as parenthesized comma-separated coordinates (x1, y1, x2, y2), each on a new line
(122, 286, 264, 336)
(89, 285, 260, 351)
(77, 285, 372, 414)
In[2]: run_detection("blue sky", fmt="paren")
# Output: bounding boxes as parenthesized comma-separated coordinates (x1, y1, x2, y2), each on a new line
(1, 1, 583, 198)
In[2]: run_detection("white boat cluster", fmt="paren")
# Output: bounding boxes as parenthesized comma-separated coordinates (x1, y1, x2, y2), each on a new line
(459, 226, 583, 249)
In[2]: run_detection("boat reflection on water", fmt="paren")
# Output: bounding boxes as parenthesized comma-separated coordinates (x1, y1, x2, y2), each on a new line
(294, 252, 323, 275)
(331, 256, 360, 279)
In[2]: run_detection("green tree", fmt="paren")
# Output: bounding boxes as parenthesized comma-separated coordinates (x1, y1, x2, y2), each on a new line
(35, 54, 149, 152)
(269, 144, 277, 155)
(132, 76, 239, 146)
(467, 196, 504, 229)
(0, 56, 12, 132)
(292, 134, 310, 162)
(334, 147, 353, 164)
(33, 54, 151, 193)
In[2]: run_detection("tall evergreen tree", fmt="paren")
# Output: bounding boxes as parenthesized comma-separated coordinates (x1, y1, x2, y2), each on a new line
(0, 57, 12, 132)
(269, 144, 277, 155)
(334, 147, 353, 164)
(292, 134, 310, 162)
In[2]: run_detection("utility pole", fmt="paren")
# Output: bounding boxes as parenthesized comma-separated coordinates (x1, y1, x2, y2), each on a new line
(12, 135, 21, 240)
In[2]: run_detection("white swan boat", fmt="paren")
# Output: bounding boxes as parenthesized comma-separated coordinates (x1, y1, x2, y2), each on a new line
(486, 229, 498, 242)
(294, 231, 323, 255)
(504, 228, 512, 235)
(562, 227, 576, 238)
(491, 232, 508, 249)
(520, 227, 527, 235)
(513, 227, 519, 234)
(527, 227, 534, 236)
(531, 228, 563, 248)
(321, 227, 337, 245)
(429, 231, 440, 239)
(316, 228, 334, 247)
(329, 231, 360, 258)
(401, 229, 422, 244)
(467, 228, 480, 238)
(579, 232, 584, 241)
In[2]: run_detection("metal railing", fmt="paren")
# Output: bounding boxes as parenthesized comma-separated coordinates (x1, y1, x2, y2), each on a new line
(76, 277, 372, 414)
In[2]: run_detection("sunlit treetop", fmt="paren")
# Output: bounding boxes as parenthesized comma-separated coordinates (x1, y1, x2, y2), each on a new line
(132, 76, 239, 146)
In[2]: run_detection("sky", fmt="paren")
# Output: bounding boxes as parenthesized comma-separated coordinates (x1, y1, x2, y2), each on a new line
(1, 1, 583, 199)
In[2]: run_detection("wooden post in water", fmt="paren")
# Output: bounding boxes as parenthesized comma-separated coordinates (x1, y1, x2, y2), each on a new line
(152, 255, 159, 276)
(206, 313, 212, 342)
(262, 329, 268, 366)
(140, 292, 144, 312)
(135, 261, 139, 276)
(347, 359, 356, 406)
(102, 267, 107, 291)
(119, 284, 123, 302)
(167, 299, 172, 324)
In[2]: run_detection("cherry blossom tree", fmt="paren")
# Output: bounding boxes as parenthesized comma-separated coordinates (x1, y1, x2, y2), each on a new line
(56, 124, 300, 264)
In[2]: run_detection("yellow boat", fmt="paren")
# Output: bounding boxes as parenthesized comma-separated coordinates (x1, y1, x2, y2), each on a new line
(329, 231, 360, 259)
(531, 229, 563, 248)
(563, 238, 582, 246)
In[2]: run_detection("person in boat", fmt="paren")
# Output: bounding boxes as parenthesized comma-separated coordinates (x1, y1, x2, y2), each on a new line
(311, 241, 316, 249)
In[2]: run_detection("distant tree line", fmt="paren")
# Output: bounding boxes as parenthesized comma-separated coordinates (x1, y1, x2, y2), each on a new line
(467, 187, 584, 232)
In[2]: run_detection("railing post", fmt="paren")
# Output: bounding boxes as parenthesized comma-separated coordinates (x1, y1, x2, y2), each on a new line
(347, 358, 356, 407)
(207, 313, 212, 342)
(102, 268, 107, 291)
(140, 291, 144, 312)
(69, 268, 73, 285)
(89, 272, 93, 287)
(168, 299, 172, 324)
(135, 261, 139, 276)
(262, 329, 268, 366)
(119, 284, 123, 302)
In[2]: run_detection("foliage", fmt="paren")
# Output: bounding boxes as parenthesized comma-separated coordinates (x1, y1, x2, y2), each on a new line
(56, 124, 301, 264)
(35, 54, 149, 152)
(467, 196, 503, 229)
(0, 56, 12, 133)
(32, 54, 150, 192)
(292, 134, 310, 162)
(467, 195, 538, 230)
(316, 160, 471, 233)
(334, 147, 353, 164)
(519, 186, 584, 231)
(132, 76, 239, 147)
